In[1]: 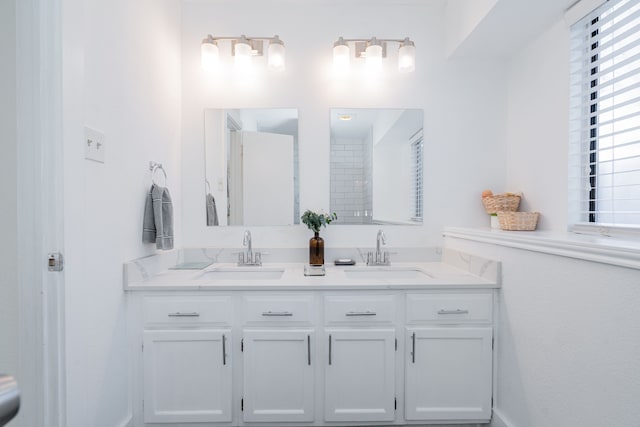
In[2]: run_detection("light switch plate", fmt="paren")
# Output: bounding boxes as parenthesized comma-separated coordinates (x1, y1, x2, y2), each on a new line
(84, 127, 105, 163)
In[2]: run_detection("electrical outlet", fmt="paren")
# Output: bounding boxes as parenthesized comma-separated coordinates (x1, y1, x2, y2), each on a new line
(84, 127, 105, 163)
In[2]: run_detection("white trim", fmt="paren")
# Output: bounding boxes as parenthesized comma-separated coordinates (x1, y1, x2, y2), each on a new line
(564, 0, 608, 26)
(116, 415, 134, 427)
(572, 223, 640, 239)
(491, 408, 517, 427)
(443, 227, 640, 270)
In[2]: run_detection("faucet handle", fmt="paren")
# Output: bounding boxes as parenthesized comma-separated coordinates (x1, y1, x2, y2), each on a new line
(238, 252, 245, 265)
(254, 252, 262, 266)
(366, 251, 374, 265)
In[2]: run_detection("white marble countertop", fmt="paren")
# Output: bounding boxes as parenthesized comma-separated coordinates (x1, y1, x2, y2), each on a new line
(124, 259, 499, 292)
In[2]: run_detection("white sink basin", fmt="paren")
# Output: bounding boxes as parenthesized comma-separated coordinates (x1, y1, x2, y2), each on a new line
(344, 267, 432, 280)
(201, 267, 285, 281)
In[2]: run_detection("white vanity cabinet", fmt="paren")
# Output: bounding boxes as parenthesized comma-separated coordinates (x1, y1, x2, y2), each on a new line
(139, 296, 234, 424)
(240, 294, 316, 423)
(404, 292, 494, 422)
(143, 329, 232, 423)
(323, 295, 397, 422)
(130, 286, 496, 427)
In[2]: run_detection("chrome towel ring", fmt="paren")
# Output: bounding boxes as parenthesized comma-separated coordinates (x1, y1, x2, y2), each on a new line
(149, 161, 167, 186)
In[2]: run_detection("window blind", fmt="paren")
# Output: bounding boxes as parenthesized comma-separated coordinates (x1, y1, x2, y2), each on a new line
(410, 130, 424, 221)
(569, 0, 640, 227)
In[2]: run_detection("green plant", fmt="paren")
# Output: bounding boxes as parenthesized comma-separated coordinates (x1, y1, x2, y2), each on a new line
(301, 210, 337, 233)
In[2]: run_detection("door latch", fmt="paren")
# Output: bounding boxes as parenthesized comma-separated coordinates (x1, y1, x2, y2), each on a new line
(48, 252, 64, 272)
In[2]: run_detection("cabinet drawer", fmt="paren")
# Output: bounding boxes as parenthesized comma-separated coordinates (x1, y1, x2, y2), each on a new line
(143, 296, 233, 325)
(244, 295, 315, 324)
(324, 295, 396, 324)
(406, 293, 492, 323)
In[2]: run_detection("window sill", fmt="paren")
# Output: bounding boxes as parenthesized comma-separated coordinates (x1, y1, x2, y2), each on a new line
(442, 226, 640, 270)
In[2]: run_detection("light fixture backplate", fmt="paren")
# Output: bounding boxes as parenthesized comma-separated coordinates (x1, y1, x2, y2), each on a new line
(355, 41, 387, 58)
(231, 39, 264, 56)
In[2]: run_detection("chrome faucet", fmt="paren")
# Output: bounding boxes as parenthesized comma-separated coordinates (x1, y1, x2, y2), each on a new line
(367, 229, 390, 265)
(238, 230, 261, 266)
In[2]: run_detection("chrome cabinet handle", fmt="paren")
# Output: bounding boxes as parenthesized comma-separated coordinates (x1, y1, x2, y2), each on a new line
(345, 311, 377, 316)
(168, 312, 200, 317)
(328, 335, 332, 365)
(411, 332, 416, 363)
(261, 311, 293, 317)
(222, 334, 227, 365)
(307, 335, 311, 366)
(437, 309, 469, 315)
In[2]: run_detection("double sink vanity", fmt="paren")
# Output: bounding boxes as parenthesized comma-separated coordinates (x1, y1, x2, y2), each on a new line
(124, 244, 499, 427)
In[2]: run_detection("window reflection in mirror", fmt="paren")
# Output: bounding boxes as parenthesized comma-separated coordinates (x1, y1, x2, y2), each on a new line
(204, 108, 299, 226)
(330, 108, 424, 225)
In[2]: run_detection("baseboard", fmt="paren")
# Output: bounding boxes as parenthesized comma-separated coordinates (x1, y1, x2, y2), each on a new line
(115, 414, 133, 427)
(491, 409, 516, 427)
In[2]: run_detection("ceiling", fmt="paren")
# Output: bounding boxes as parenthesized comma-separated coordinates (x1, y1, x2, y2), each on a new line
(448, 0, 579, 58)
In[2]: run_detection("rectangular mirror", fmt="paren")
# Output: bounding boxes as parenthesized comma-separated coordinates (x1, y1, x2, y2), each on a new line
(204, 108, 299, 226)
(330, 108, 424, 225)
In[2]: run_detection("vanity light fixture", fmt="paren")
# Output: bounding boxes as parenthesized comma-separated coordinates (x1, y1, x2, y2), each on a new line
(332, 36, 416, 74)
(201, 34, 286, 72)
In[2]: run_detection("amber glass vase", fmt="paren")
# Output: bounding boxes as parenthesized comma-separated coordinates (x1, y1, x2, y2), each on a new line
(309, 232, 324, 265)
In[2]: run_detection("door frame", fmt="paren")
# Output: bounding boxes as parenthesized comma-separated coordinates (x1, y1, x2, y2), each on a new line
(16, 0, 65, 425)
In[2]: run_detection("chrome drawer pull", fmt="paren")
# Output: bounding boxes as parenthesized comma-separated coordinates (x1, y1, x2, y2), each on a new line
(261, 311, 293, 317)
(167, 312, 200, 317)
(345, 311, 377, 316)
(437, 309, 469, 315)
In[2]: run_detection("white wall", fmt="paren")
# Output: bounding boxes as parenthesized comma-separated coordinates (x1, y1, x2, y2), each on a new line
(445, 0, 498, 57)
(61, 0, 182, 425)
(444, 236, 640, 427)
(0, 0, 19, 394)
(181, 0, 508, 250)
(457, 14, 640, 426)
(505, 19, 570, 232)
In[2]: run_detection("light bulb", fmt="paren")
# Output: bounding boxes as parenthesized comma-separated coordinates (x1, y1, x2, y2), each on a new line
(268, 36, 286, 71)
(365, 38, 383, 74)
(201, 38, 219, 71)
(333, 37, 350, 73)
(234, 37, 252, 73)
(398, 38, 415, 73)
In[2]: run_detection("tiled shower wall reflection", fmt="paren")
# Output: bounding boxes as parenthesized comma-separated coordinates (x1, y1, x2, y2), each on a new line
(330, 131, 373, 224)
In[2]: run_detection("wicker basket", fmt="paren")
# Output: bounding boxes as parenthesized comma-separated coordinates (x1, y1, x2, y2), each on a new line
(482, 194, 521, 214)
(497, 211, 539, 231)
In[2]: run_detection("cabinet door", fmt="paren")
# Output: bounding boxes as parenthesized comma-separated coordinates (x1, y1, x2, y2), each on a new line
(324, 328, 395, 422)
(143, 329, 232, 423)
(242, 329, 314, 422)
(405, 327, 492, 421)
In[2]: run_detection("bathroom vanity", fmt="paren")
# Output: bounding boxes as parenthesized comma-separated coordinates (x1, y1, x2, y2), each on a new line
(124, 248, 499, 427)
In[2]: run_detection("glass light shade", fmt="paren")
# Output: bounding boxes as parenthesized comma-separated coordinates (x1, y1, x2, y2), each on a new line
(365, 43, 383, 73)
(333, 43, 350, 73)
(234, 41, 252, 72)
(268, 42, 286, 71)
(201, 41, 219, 71)
(398, 43, 415, 73)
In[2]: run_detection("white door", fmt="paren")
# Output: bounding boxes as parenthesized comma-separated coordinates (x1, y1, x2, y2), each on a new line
(241, 131, 294, 225)
(324, 328, 396, 422)
(405, 327, 493, 421)
(143, 329, 232, 423)
(242, 329, 314, 422)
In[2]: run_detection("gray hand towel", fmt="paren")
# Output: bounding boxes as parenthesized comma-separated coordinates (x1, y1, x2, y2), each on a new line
(206, 193, 219, 226)
(142, 184, 174, 250)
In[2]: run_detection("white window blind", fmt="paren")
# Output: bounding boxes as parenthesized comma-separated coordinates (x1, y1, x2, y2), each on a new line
(569, 0, 640, 227)
(410, 130, 424, 221)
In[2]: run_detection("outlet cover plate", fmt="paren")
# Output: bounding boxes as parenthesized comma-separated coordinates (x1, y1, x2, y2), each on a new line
(84, 126, 105, 163)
